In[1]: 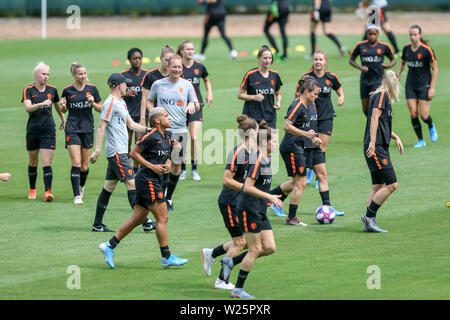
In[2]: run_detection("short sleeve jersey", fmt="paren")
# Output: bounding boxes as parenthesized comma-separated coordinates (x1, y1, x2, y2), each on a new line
(280, 98, 319, 152)
(350, 40, 395, 85)
(218, 144, 250, 206)
(236, 152, 272, 214)
(120, 68, 148, 118)
(182, 60, 208, 107)
(240, 68, 282, 127)
(364, 91, 392, 146)
(148, 78, 198, 132)
(141, 68, 164, 91)
(135, 128, 174, 183)
(22, 83, 60, 135)
(298, 70, 341, 120)
(206, 0, 226, 16)
(401, 43, 436, 90)
(101, 94, 131, 157)
(61, 84, 101, 134)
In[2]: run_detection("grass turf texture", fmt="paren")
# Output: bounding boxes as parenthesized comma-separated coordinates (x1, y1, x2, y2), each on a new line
(0, 33, 449, 300)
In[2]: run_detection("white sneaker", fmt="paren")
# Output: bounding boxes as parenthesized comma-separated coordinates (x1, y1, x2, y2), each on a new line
(79, 185, 85, 199)
(215, 277, 235, 290)
(201, 248, 214, 276)
(194, 53, 206, 61)
(179, 170, 187, 180)
(230, 49, 238, 60)
(74, 195, 83, 205)
(191, 169, 201, 181)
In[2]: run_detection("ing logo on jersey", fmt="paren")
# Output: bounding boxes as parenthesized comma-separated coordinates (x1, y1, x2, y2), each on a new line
(177, 99, 184, 106)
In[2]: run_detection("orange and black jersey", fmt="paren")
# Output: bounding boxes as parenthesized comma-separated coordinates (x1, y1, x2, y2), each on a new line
(350, 40, 395, 85)
(236, 151, 272, 214)
(135, 128, 174, 182)
(364, 91, 392, 146)
(61, 84, 101, 134)
(298, 70, 341, 120)
(141, 68, 165, 91)
(280, 98, 319, 152)
(206, 0, 226, 16)
(218, 144, 250, 206)
(121, 68, 147, 118)
(22, 83, 59, 135)
(401, 43, 436, 89)
(241, 67, 282, 128)
(182, 60, 209, 107)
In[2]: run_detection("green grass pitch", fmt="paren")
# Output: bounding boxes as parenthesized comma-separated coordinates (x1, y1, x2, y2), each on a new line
(0, 33, 449, 300)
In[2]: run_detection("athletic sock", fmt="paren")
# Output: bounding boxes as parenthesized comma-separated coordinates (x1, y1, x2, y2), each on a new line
(70, 166, 81, 197)
(43, 166, 53, 192)
(165, 173, 180, 201)
(232, 251, 248, 266)
(94, 188, 112, 226)
(411, 117, 423, 140)
(80, 169, 89, 187)
(235, 269, 250, 289)
(386, 31, 399, 53)
(326, 33, 342, 50)
(212, 244, 226, 259)
(423, 116, 434, 129)
(288, 204, 298, 220)
(366, 200, 381, 218)
(310, 32, 316, 55)
(108, 236, 120, 249)
(191, 160, 198, 171)
(127, 189, 136, 209)
(160, 246, 171, 259)
(28, 165, 37, 189)
(320, 190, 331, 206)
(269, 185, 288, 202)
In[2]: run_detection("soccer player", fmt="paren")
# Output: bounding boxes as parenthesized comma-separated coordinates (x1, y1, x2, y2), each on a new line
(362, 70, 403, 233)
(22, 62, 65, 201)
(309, 0, 345, 58)
(177, 40, 213, 181)
(296, 51, 344, 189)
(146, 55, 199, 211)
(238, 45, 283, 129)
(397, 25, 438, 148)
(350, 25, 396, 116)
(88, 73, 152, 233)
(59, 62, 102, 205)
(264, 0, 290, 61)
(229, 123, 283, 299)
(361, 0, 400, 54)
(98, 107, 188, 269)
(121, 48, 148, 172)
(195, 0, 238, 61)
(202, 115, 261, 290)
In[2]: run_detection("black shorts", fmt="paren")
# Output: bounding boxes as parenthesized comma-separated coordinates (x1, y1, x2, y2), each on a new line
(305, 148, 325, 168)
(26, 132, 56, 151)
(317, 119, 333, 136)
(65, 132, 94, 149)
(237, 208, 272, 234)
(265, 11, 289, 26)
(280, 149, 307, 177)
(377, 6, 389, 24)
(135, 177, 165, 209)
(106, 153, 135, 182)
(360, 82, 380, 99)
(169, 131, 189, 165)
(187, 105, 203, 123)
(311, 9, 331, 23)
(405, 86, 429, 101)
(218, 202, 243, 238)
(364, 144, 397, 185)
(205, 13, 225, 28)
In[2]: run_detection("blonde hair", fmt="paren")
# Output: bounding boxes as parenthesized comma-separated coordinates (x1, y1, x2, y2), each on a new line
(371, 70, 400, 104)
(70, 62, 84, 75)
(160, 45, 175, 58)
(176, 40, 193, 57)
(33, 62, 49, 74)
(149, 107, 167, 126)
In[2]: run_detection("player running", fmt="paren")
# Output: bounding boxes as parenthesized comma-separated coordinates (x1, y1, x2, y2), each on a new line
(362, 70, 403, 233)
(195, 0, 238, 61)
(88, 73, 154, 233)
(350, 25, 396, 116)
(264, 0, 290, 61)
(22, 62, 65, 202)
(177, 40, 213, 181)
(397, 25, 438, 148)
(98, 107, 188, 269)
(146, 55, 199, 212)
(59, 62, 102, 205)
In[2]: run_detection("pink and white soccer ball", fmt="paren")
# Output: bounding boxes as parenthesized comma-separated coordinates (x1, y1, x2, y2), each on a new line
(315, 205, 335, 224)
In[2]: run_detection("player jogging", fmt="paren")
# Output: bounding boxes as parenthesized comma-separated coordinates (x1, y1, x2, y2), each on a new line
(264, 0, 290, 61)
(59, 62, 102, 205)
(397, 25, 438, 148)
(362, 70, 403, 233)
(22, 62, 65, 202)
